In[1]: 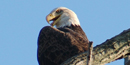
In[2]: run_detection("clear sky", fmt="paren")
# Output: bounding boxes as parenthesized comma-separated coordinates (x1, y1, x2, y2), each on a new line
(0, 0, 130, 65)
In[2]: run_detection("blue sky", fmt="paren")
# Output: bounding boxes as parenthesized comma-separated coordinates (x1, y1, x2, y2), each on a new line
(0, 0, 130, 65)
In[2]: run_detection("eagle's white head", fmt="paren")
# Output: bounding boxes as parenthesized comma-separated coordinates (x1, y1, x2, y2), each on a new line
(46, 7, 80, 28)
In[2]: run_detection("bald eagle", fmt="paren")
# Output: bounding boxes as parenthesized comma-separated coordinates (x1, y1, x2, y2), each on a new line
(37, 7, 89, 65)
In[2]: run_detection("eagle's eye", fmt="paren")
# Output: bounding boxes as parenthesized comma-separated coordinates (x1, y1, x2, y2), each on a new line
(56, 9, 62, 14)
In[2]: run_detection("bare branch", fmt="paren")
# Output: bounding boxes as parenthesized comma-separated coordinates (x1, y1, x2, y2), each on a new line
(61, 28, 130, 65)
(124, 55, 130, 65)
(87, 42, 93, 65)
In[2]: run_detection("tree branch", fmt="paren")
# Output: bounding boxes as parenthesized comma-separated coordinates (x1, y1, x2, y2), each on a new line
(124, 55, 130, 65)
(61, 28, 130, 65)
(87, 42, 93, 65)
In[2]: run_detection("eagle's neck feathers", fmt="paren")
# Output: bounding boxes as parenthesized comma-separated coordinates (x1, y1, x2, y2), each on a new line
(55, 9, 80, 28)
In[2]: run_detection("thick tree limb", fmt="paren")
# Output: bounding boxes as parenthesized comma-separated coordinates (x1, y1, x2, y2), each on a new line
(124, 55, 130, 65)
(61, 28, 130, 65)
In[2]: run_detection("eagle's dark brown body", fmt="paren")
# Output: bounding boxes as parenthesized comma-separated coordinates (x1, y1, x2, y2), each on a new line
(37, 25, 89, 65)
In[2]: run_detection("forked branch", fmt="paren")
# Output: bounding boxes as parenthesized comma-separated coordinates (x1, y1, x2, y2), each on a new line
(61, 28, 130, 65)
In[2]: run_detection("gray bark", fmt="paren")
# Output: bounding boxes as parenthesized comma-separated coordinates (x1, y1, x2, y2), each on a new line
(61, 28, 130, 65)
(87, 42, 93, 65)
(124, 55, 130, 65)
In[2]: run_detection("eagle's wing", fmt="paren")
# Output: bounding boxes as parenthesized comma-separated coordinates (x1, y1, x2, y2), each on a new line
(37, 26, 88, 65)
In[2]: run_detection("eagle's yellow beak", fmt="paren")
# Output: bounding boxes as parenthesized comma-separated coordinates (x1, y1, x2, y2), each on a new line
(46, 14, 61, 26)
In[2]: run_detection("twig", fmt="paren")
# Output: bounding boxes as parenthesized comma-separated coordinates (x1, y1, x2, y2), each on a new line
(87, 41, 93, 65)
